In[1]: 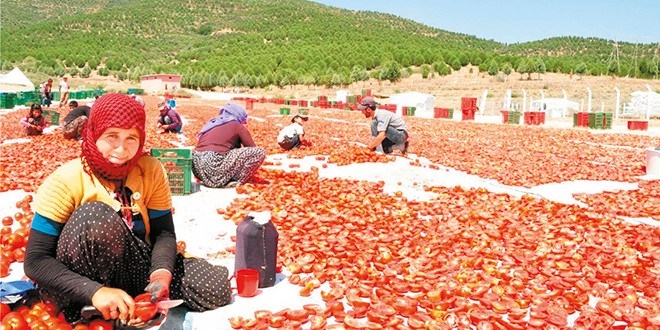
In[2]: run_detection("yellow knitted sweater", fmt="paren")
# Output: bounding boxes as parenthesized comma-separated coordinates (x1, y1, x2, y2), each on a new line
(34, 155, 172, 242)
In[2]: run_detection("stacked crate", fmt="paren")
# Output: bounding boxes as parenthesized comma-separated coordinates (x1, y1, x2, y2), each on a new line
(0, 93, 15, 109)
(502, 111, 521, 124)
(524, 111, 546, 125)
(127, 88, 145, 95)
(14, 91, 36, 106)
(402, 106, 416, 116)
(573, 112, 589, 127)
(588, 113, 613, 129)
(150, 148, 194, 195)
(461, 97, 477, 121)
(433, 108, 454, 119)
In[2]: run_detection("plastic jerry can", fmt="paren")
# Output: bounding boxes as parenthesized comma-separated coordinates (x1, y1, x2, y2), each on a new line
(234, 211, 279, 288)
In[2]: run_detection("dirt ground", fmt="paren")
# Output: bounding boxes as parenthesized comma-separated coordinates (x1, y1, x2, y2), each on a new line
(69, 66, 660, 119)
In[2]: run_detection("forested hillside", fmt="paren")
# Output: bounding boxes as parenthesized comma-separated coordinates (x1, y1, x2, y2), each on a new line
(1, 0, 658, 90)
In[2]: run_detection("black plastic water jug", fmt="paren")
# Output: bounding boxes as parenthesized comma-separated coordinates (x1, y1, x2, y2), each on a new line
(234, 212, 279, 288)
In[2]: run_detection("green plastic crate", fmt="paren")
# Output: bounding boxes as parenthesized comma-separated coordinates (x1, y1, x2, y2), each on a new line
(43, 110, 60, 125)
(150, 148, 192, 159)
(279, 107, 290, 115)
(406, 106, 416, 116)
(150, 148, 194, 195)
(507, 111, 521, 124)
(298, 108, 309, 115)
(159, 158, 193, 195)
(588, 112, 612, 129)
(14, 94, 26, 106)
(0, 93, 15, 109)
(76, 91, 87, 99)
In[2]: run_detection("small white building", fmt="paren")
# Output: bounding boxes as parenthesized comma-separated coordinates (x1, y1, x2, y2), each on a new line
(530, 98, 580, 118)
(622, 91, 660, 119)
(389, 91, 435, 117)
(140, 74, 182, 93)
(336, 90, 352, 103)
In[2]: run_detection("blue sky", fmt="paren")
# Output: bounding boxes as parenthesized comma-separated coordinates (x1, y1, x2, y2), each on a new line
(311, 0, 660, 44)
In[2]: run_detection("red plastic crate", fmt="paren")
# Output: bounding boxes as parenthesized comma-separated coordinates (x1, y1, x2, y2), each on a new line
(434, 108, 450, 119)
(461, 97, 477, 110)
(245, 99, 254, 110)
(627, 120, 649, 131)
(524, 111, 546, 125)
(577, 112, 589, 127)
(501, 110, 509, 123)
(462, 107, 476, 121)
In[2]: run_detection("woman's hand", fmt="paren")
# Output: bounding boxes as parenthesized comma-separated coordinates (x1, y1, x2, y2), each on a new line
(144, 269, 172, 302)
(91, 286, 135, 323)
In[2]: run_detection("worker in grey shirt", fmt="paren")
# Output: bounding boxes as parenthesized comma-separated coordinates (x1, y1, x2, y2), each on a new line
(358, 97, 409, 155)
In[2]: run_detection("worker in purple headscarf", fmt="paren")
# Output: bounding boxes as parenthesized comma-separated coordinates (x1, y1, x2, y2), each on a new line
(192, 103, 265, 188)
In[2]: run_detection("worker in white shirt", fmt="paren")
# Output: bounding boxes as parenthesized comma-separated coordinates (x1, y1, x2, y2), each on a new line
(277, 114, 310, 150)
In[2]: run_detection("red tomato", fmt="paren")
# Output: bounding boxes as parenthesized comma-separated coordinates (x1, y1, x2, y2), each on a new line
(0, 261, 11, 277)
(1, 312, 29, 330)
(0, 304, 9, 320)
(27, 320, 48, 330)
(49, 324, 73, 330)
(309, 315, 327, 329)
(267, 315, 285, 328)
(88, 319, 113, 330)
(1, 217, 12, 226)
(13, 306, 29, 317)
(253, 310, 271, 322)
(228, 316, 244, 329)
(286, 309, 309, 322)
(72, 325, 90, 330)
(133, 293, 157, 321)
(176, 241, 186, 253)
(13, 248, 25, 262)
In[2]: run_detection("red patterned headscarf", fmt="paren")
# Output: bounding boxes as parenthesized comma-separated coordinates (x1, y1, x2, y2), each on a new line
(81, 93, 146, 181)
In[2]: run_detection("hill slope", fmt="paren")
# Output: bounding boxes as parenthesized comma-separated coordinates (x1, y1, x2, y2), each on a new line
(1, 0, 658, 87)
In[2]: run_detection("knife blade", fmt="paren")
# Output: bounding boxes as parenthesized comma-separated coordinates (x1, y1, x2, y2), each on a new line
(135, 299, 184, 311)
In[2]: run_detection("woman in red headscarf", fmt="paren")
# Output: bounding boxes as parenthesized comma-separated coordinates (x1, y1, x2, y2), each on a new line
(24, 93, 231, 325)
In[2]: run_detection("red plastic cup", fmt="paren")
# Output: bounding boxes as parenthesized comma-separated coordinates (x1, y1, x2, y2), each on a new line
(231, 268, 260, 297)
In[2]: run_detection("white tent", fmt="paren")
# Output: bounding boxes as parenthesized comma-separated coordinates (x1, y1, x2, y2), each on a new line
(0, 67, 35, 92)
(389, 91, 435, 118)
